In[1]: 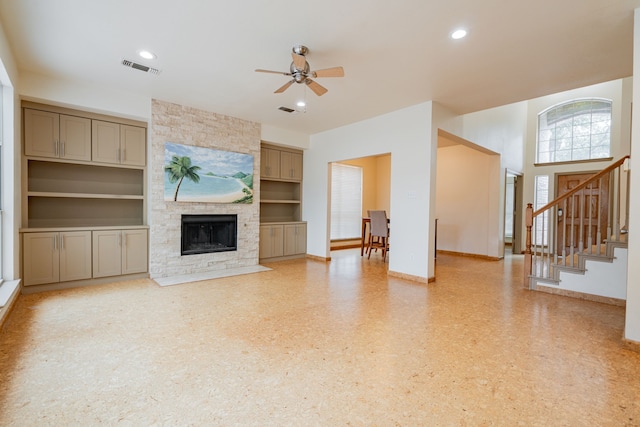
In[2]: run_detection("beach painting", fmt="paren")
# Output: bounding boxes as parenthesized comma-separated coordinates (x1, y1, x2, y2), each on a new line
(164, 142, 254, 203)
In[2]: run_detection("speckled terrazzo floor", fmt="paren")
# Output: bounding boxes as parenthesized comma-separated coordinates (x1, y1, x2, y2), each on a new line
(1, 250, 639, 426)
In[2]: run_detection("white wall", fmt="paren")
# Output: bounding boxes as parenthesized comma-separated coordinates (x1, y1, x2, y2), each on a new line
(19, 71, 151, 122)
(261, 124, 309, 150)
(440, 102, 527, 259)
(461, 102, 527, 174)
(436, 145, 500, 256)
(305, 102, 436, 280)
(625, 8, 640, 343)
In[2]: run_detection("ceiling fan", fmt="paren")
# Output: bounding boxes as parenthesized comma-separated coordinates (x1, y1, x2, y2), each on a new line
(255, 45, 344, 96)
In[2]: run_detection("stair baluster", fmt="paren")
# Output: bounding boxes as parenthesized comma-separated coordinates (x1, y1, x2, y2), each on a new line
(524, 155, 630, 288)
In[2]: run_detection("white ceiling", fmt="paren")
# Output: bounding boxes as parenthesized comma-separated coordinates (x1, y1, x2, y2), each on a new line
(0, 0, 638, 134)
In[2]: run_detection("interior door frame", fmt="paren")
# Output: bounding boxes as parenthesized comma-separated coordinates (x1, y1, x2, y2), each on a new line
(505, 169, 524, 254)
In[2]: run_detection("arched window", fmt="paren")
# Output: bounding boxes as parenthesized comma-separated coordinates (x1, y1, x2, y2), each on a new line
(537, 98, 612, 164)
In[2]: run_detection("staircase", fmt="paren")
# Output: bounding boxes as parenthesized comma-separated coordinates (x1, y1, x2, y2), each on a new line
(524, 156, 630, 304)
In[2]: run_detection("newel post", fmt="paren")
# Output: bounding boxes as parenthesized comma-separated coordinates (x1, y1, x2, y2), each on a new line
(524, 203, 533, 288)
(523, 203, 533, 289)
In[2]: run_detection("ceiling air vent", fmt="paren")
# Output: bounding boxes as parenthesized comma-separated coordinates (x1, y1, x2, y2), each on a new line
(278, 106, 296, 113)
(121, 59, 161, 75)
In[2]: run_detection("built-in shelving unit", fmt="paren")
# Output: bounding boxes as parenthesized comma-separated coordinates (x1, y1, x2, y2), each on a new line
(20, 102, 149, 292)
(26, 159, 145, 228)
(259, 143, 306, 261)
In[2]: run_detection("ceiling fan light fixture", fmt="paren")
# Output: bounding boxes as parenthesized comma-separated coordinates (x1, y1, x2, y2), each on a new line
(256, 45, 343, 96)
(451, 29, 467, 40)
(138, 50, 156, 60)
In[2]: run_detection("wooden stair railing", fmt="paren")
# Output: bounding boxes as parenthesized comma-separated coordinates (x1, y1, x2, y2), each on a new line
(524, 156, 630, 287)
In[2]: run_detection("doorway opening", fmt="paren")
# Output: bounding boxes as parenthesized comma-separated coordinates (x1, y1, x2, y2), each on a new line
(328, 154, 391, 253)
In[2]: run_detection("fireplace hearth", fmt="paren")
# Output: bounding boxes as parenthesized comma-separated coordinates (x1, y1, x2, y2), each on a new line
(181, 214, 237, 255)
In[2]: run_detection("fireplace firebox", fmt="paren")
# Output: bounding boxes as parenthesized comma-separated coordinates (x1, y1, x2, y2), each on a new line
(181, 214, 237, 255)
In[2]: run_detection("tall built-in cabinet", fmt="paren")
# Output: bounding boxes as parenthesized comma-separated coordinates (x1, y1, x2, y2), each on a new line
(259, 143, 306, 261)
(20, 102, 149, 292)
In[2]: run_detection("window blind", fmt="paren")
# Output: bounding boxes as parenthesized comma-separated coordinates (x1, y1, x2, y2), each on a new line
(330, 163, 362, 240)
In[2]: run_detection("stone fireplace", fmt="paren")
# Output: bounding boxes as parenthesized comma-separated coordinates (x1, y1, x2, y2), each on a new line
(149, 99, 261, 278)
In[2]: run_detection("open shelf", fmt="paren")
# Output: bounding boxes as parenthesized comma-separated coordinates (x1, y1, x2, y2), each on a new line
(260, 180, 300, 201)
(259, 201, 301, 223)
(28, 192, 144, 200)
(260, 199, 301, 204)
(28, 160, 144, 196)
(28, 197, 144, 228)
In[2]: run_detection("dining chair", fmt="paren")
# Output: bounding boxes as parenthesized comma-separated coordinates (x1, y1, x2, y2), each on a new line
(365, 209, 377, 255)
(368, 210, 389, 261)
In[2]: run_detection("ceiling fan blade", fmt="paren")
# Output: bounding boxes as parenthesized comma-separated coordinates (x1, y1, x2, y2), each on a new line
(256, 69, 292, 76)
(305, 79, 328, 96)
(274, 79, 295, 94)
(312, 66, 344, 78)
(291, 53, 307, 70)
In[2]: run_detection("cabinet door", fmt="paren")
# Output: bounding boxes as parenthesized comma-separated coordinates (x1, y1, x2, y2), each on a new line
(120, 125, 146, 166)
(284, 223, 307, 256)
(92, 120, 120, 164)
(24, 109, 59, 158)
(59, 231, 92, 282)
(59, 115, 91, 161)
(92, 230, 122, 278)
(122, 229, 148, 274)
(259, 225, 284, 259)
(280, 151, 303, 181)
(23, 232, 59, 286)
(261, 147, 281, 179)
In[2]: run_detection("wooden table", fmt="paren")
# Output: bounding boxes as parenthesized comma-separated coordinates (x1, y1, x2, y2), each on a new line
(360, 217, 390, 256)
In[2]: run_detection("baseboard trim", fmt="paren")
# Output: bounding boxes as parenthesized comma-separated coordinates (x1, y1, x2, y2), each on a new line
(388, 270, 430, 283)
(306, 254, 331, 262)
(533, 283, 626, 307)
(622, 337, 640, 354)
(259, 254, 306, 263)
(330, 244, 361, 250)
(437, 250, 501, 261)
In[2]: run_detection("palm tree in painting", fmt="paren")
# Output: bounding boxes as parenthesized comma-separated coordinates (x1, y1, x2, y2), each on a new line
(165, 155, 201, 201)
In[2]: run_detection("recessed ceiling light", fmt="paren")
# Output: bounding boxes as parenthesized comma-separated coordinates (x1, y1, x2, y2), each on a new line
(297, 101, 306, 107)
(138, 50, 156, 60)
(451, 29, 467, 40)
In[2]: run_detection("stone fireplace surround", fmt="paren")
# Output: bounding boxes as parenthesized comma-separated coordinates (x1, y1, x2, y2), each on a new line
(149, 99, 261, 279)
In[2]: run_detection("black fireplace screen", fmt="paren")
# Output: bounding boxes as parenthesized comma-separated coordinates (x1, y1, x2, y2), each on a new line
(181, 214, 237, 255)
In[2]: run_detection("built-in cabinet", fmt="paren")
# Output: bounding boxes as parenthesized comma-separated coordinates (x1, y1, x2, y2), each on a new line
(24, 109, 92, 161)
(260, 146, 302, 181)
(21, 102, 149, 291)
(259, 143, 306, 261)
(92, 229, 148, 278)
(280, 151, 303, 181)
(284, 223, 307, 256)
(23, 231, 92, 286)
(92, 120, 146, 166)
(259, 224, 284, 259)
(260, 147, 281, 179)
